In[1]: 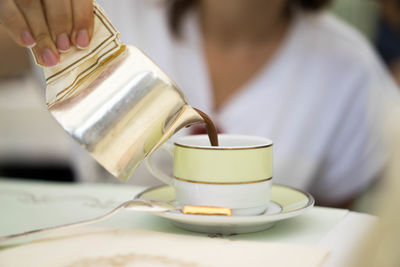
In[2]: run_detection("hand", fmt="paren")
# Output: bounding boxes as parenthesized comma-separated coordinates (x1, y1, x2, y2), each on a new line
(0, 0, 94, 67)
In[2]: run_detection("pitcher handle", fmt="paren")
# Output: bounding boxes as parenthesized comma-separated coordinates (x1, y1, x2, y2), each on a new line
(146, 143, 175, 185)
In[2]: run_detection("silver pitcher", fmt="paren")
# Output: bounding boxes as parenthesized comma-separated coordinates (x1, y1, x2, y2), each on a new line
(38, 4, 204, 181)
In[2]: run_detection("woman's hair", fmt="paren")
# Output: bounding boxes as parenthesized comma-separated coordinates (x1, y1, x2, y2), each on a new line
(167, 0, 332, 37)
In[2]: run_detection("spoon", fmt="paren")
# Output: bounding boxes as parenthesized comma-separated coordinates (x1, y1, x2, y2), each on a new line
(0, 199, 177, 244)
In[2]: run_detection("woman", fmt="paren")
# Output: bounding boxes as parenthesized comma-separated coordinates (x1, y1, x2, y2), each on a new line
(0, 0, 398, 207)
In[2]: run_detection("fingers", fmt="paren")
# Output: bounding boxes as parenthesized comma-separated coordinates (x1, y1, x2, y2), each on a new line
(71, 0, 93, 49)
(0, 0, 36, 47)
(15, 0, 59, 66)
(0, 0, 95, 66)
(43, 0, 73, 53)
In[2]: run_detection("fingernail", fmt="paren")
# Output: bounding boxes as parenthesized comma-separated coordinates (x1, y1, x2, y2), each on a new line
(42, 49, 59, 67)
(76, 29, 89, 49)
(56, 33, 71, 52)
(21, 30, 36, 48)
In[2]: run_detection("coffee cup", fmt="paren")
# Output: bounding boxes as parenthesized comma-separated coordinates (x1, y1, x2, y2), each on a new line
(146, 134, 273, 215)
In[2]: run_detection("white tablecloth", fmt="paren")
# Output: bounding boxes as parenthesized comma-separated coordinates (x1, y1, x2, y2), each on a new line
(0, 178, 377, 266)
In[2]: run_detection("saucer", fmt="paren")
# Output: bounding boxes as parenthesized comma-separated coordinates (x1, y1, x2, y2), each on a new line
(135, 184, 314, 234)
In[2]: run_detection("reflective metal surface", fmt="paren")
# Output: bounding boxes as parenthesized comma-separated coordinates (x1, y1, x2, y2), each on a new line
(0, 199, 178, 244)
(44, 4, 204, 181)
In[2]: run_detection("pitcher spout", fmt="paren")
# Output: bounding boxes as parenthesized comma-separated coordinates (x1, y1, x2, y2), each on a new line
(149, 105, 204, 155)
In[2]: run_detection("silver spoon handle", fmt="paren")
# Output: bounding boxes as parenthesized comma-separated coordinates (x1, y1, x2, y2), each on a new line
(0, 201, 128, 244)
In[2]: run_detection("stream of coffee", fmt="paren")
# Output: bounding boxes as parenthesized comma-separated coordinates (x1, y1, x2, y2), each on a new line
(193, 108, 219, 147)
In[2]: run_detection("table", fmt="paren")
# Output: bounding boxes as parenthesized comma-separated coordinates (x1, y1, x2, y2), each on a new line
(0, 178, 377, 267)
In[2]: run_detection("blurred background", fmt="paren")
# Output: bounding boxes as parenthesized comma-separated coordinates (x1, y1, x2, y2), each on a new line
(0, 0, 399, 211)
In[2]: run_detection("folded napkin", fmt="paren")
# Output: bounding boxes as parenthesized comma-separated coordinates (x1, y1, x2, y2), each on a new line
(0, 227, 329, 267)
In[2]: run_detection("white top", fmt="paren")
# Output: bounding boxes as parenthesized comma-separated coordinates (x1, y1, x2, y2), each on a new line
(94, 0, 399, 203)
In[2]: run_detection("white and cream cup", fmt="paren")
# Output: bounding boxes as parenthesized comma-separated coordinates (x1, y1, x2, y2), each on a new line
(146, 134, 273, 215)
